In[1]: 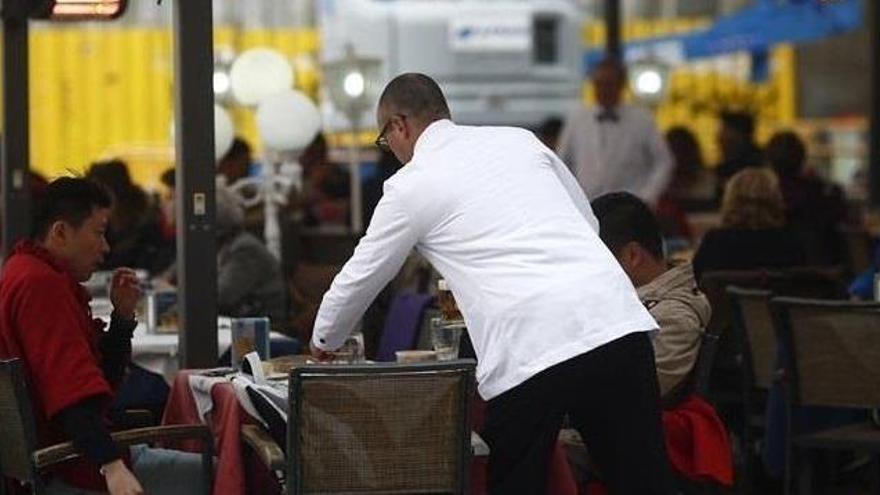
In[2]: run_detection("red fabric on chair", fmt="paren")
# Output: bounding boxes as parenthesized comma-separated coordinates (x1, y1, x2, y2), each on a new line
(662, 395, 733, 486)
(162, 371, 249, 495)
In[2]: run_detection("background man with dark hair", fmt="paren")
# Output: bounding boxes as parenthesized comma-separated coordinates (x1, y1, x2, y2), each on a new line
(217, 136, 253, 186)
(310, 73, 674, 494)
(557, 57, 673, 204)
(0, 177, 207, 495)
(715, 111, 762, 187)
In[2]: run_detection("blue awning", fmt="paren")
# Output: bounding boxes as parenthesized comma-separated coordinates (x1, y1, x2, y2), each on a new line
(584, 0, 862, 71)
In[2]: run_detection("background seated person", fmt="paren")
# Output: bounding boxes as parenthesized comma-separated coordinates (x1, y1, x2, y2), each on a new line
(0, 177, 206, 495)
(692, 167, 806, 281)
(562, 192, 712, 483)
(592, 191, 711, 398)
(216, 184, 288, 332)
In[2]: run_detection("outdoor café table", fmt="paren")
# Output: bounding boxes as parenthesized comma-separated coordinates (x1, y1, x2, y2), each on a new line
(161, 368, 578, 495)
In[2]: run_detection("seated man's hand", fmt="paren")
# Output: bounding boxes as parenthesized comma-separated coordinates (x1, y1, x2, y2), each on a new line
(110, 268, 141, 320)
(309, 341, 335, 362)
(102, 459, 144, 495)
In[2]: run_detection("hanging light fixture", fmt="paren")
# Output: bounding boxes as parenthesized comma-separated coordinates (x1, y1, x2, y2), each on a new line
(30, 0, 128, 20)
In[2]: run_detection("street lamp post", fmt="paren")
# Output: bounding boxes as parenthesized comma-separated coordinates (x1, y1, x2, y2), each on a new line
(323, 45, 381, 234)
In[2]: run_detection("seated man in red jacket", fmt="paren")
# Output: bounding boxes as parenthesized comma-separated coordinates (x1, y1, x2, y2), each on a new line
(0, 177, 206, 495)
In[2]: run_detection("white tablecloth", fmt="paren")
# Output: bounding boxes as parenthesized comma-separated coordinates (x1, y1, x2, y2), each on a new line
(132, 322, 234, 383)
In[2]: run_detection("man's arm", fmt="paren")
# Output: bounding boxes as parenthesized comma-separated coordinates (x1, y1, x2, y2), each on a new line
(555, 109, 581, 173)
(650, 300, 704, 396)
(637, 116, 674, 205)
(545, 145, 600, 232)
(54, 397, 144, 495)
(311, 186, 419, 353)
(99, 313, 137, 388)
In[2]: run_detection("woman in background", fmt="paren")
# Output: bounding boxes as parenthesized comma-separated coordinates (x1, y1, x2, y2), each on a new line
(693, 167, 806, 281)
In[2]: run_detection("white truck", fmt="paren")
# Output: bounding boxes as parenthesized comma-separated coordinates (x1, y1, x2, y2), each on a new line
(318, 0, 585, 131)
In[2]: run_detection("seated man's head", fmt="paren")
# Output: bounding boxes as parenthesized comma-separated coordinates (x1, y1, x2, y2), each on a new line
(591, 192, 666, 287)
(32, 177, 112, 282)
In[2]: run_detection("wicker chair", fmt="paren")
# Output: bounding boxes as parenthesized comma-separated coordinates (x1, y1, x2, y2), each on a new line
(0, 358, 214, 494)
(771, 298, 880, 495)
(727, 286, 776, 490)
(243, 360, 476, 495)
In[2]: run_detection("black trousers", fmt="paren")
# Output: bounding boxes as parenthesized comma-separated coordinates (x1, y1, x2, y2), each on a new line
(482, 332, 675, 495)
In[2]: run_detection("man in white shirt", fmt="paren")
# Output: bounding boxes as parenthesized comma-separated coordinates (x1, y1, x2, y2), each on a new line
(310, 73, 674, 494)
(557, 58, 673, 204)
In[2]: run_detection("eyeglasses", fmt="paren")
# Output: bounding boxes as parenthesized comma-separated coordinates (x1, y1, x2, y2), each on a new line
(375, 114, 406, 152)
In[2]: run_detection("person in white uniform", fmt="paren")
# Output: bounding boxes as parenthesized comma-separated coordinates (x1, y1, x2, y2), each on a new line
(310, 73, 675, 494)
(557, 57, 673, 204)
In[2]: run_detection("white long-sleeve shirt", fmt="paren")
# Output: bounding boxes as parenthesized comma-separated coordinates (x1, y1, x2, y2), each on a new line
(312, 120, 657, 399)
(557, 104, 673, 204)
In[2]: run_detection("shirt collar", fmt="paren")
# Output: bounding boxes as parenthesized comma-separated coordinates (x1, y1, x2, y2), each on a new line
(9, 239, 91, 306)
(412, 119, 455, 158)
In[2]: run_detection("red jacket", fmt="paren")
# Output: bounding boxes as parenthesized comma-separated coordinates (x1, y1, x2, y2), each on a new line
(0, 240, 116, 490)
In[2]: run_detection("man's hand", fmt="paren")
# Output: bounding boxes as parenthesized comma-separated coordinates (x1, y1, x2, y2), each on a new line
(309, 341, 335, 362)
(110, 268, 141, 320)
(102, 459, 144, 495)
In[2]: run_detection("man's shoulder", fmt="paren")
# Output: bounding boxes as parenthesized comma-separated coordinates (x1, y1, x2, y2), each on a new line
(641, 264, 711, 325)
(2, 254, 65, 288)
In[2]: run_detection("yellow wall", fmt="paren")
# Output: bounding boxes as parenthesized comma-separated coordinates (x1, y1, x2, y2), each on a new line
(28, 26, 319, 191)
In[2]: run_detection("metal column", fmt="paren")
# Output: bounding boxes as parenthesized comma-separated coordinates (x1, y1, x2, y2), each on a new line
(172, 0, 218, 368)
(870, 0, 880, 206)
(2, 3, 30, 254)
(604, 0, 622, 60)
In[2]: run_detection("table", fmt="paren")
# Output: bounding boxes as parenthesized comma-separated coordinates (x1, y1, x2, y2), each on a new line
(131, 323, 233, 383)
(89, 298, 282, 383)
(162, 369, 578, 495)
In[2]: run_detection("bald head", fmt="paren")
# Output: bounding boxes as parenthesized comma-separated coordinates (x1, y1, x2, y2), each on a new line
(377, 73, 451, 125)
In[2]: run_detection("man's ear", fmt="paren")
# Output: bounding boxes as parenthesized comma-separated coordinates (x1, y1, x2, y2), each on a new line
(618, 241, 643, 269)
(46, 220, 69, 244)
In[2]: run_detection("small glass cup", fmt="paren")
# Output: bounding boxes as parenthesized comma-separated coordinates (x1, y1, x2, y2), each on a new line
(431, 318, 464, 361)
(333, 332, 365, 364)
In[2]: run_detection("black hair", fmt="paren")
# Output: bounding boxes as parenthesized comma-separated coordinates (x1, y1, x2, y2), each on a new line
(160, 167, 175, 188)
(378, 73, 451, 123)
(221, 136, 252, 163)
(764, 131, 806, 178)
(590, 192, 664, 260)
(720, 111, 755, 138)
(86, 159, 132, 197)
(32, 177, 112, 240)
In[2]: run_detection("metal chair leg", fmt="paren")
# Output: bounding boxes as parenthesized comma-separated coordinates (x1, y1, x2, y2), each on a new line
(201, 437, 214, 495)
(796, 449, 813, 495)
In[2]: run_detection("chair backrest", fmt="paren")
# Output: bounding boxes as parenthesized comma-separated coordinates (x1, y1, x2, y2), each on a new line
(287, 360, 476, 495)
(0, 359, 40, 484)
(375, 293, 435, 362)
(691, 327, 721, 397)
(771, 298, 880, 409)
(728, 287, 776, 390)
(700, 267, 847, 362)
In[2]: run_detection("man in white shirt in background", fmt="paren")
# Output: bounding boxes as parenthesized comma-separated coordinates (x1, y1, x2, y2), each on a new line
(310, 73, 675, 494)
(557, 57, 673, 204)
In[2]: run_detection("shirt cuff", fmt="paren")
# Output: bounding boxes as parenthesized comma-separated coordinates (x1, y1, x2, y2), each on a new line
(108, 313, 137, 339)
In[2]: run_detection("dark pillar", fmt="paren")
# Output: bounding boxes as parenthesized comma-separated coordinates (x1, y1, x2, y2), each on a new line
(870, 0, 880, 206)
(2, 3, 30, 254)
(605, 0, 622, 60)
(172, 0, 218, 368)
